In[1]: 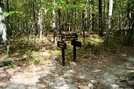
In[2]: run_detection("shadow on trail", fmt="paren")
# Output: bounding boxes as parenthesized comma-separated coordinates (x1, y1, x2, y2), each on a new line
(0, 41, 134, 89)
(0, 55, 134, 89)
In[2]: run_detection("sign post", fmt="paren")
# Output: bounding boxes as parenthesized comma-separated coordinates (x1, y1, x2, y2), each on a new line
(71, 40, 82, 62)
(62, 48, 65, 66)
(57, 33, 81, 66)
(73, 40, 76, 62)
(57, 41, 66, 66)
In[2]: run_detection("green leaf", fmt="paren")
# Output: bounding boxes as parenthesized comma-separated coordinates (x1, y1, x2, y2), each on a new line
(4, 11, 23, 17)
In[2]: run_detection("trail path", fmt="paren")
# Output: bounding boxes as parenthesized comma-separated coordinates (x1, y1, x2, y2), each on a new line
(0, 46, 134, 89)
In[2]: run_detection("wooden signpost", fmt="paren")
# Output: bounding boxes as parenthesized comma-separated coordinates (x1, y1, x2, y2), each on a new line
(57, 41, 66, 66)
(57, 41, 66, 49)
(61, 33, 78, 41)
(71, 40, 81, 62)
(57, 33, 82, 66)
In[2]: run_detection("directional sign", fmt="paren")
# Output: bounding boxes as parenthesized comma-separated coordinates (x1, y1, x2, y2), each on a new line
(57, 32, 82, 66)
(71, 40, 82, 47)
(75, 41, 81, 47)
(61, 33, 78, 41)
(57, 41, 66, 49)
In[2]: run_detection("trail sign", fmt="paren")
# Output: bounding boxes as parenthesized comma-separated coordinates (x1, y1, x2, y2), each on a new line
(57, 41, 66, 49)
(71, 40, 82, 47)
(61, 33, 78, 41)
(57, 32, 82, 66)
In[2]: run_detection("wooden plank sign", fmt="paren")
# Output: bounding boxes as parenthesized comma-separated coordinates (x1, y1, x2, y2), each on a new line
(57, 41, 66, 49)
(57, 32, 82, 66)
(75, 41, 82, 47)
(62, 33, 78, 41)
(71, 40, 82, 47)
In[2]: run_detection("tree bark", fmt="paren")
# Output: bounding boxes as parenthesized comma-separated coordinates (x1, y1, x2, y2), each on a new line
(127, 21, 134, 45)
(99, 0, 103, 36)
(37, 0, 43, 39)
(127, 0, 134, 45)
(0, 0, 7, 43)
(52, 0, 57, 43)
(89, 0, 93, 32)
(82, 10, 85, 38)
(105, 0, 113, 43)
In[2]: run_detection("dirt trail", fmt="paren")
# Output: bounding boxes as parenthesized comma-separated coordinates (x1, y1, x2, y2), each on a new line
(0, 45, 134, 89)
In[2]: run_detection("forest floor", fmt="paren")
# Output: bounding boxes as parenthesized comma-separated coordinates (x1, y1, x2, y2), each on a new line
(0, 34, 134, 89)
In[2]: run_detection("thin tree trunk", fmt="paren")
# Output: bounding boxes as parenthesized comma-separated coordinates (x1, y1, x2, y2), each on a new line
(43, 0, 47, 36)
(105, 0, 113, 43)
(99, 0, 103, 36)
(89, 0, 93, 32)
(58, 9, 61, 33)
(6, 0, 11, 36)
(82, 10, 85, 38)
(127, 0, 134, 45)
(127, 0, 131, 30)
(119, 2, 122, 30)
(0, 0, 9, 56)
(38, 0, 43, 39)
(33, 0, 38, 43)
(52, 0, 57, 43)
(127, 21, 134, 45)
(0, 0, 7, 43)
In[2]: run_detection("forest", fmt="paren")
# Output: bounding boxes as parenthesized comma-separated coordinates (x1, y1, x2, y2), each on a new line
(0, 0, 134, 89)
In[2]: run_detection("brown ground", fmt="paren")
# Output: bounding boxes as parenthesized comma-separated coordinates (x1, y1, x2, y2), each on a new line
(0, 36, 134, 89)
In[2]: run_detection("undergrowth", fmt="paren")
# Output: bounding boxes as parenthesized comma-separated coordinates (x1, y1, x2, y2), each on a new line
(78, 34, 123, 54)
(0, 34, 131, 67)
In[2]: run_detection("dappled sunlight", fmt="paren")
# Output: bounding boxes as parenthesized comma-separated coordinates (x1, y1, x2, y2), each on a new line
(49, 50, 61, 55)
(128, 57, 134, 62)
(129, 70, 134, 73)
(1, 50, 134, 89)
(89, 35, 104, 43)
(39, 51, 50, 56)
(0, 0, 133, 88)
(110, 84, 119, 89)
(89, 34, 103, 42)
(0, 35, 134, 88)
(92, 69, 102, 73)
(80, 34, 104, 47)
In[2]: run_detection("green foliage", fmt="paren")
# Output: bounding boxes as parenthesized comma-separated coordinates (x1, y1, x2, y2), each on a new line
(25, 50, 41, 63)
(49, 50, 61, 55)
(25, 50, 32, 56)
(92, 43, 104, 50)
(33, 57, 41, 63)
(3, 0, 134, 48)
(81, 34, 119, 53)
(65, 45, 73, 60)
(4, 11, 23, 17)
(106, 42, 118, 53)
(82, 51, 90, 58)
(103, 37, 118, 53)
(116, 36, 126, 44)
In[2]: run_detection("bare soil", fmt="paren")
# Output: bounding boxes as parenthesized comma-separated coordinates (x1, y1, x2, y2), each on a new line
(0, 37, 134, 89)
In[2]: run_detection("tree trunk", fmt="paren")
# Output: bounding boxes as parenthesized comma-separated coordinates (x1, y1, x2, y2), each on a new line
(99, 0, 103, 36)
(105, 0, 113, 43)
(58, 9, 61, 33)
(37, 0, 43, 39)
(127, 21, 134, 45)
(52, 0, 57, 43)
(89, 0, 93, 32)
(6, 0, 11, 36)
(127, 0, 131, 30)
(0, 0, 7, 43)
(82, 10, 85, 38)
(127, 0, 134, 45)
